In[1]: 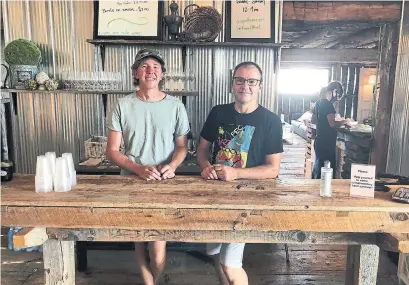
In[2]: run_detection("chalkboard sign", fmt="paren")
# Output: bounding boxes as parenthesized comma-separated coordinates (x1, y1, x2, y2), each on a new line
(225, 0, 275, 43)
(93, 0, 164, 40)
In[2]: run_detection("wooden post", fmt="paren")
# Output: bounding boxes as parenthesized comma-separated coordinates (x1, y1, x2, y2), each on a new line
(345, 66, 356, 119)
(353, 66, 360, 121)
(373, 22, 400, 173)
(43, 239, 75, 285)
(340, 65, 348, 117)
(345, 244, 379, 285)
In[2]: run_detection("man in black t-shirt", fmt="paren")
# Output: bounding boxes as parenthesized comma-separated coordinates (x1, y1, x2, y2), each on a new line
(312, 81, 350, 179)
(197, 62, 283, 285)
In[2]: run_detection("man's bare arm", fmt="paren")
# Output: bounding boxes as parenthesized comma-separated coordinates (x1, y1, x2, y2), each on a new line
(235, 153, 282, 179)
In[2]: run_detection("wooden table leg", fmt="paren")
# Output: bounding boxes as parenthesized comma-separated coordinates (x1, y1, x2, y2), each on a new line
(345, 244, 379, 285)
(43, 239, 75, 285)
(398, 253, 409, 285)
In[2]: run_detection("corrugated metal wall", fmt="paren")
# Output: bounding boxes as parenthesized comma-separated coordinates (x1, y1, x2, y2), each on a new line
(387, 0, 409, 176)
(2, 0, 281, 174)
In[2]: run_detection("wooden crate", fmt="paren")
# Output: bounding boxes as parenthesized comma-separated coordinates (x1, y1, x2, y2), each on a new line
(305, 158, 313, 178)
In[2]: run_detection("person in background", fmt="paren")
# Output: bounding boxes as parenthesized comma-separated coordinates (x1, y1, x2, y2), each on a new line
(196, 62, 283, 285)
(106, 49, 189, 285)
(312, 81, 351, 179)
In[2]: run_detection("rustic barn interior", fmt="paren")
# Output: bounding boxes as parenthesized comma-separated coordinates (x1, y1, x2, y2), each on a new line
(1, 1, 408, 285)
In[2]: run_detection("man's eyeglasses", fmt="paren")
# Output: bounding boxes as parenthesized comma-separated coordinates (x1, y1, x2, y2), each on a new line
(233, 77, 261, 87)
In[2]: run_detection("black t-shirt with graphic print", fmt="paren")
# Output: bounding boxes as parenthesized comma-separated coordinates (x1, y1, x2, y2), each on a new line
(200, 103, 283, 168)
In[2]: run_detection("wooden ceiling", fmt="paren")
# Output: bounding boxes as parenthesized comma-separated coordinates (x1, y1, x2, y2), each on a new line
(282, 1, 402, 49)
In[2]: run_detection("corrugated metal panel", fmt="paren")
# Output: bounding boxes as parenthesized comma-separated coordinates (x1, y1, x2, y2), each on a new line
(3, 0, 281, 173)
(72, 1, 102, 161)
(387, 1, 409, 176)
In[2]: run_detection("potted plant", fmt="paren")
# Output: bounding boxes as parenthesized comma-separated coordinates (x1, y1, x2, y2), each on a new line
(4, 39, 42, 89)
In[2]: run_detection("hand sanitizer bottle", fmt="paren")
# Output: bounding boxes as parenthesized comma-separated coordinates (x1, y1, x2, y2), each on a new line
(320, 160, 333, 197)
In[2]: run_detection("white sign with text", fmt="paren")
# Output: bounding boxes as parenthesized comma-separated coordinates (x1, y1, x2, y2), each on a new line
(97, 1, 159, 37)
(350, 164, 376, 198)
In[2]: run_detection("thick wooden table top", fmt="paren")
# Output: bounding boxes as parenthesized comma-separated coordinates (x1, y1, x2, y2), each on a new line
(1, 175, 406, 211)
(2, 175, 409, 233)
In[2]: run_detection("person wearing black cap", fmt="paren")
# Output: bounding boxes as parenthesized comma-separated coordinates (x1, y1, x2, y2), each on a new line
(312, 81, 351, 179)
(106, 48, 189, 285)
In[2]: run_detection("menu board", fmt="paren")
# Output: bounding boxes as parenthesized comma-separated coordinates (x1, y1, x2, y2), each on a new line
(226, 0, 275, 42)
(94, 0, 162, 39)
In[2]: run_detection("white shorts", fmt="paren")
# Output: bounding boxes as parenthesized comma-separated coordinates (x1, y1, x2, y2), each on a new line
(206, 243, 245, 268)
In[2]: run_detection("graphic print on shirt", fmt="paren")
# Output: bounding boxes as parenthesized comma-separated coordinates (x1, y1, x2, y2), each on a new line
(215, 124, 255, 168)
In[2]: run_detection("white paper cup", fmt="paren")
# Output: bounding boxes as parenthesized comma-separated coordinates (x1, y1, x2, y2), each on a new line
(54, 157, 71, 192)
(45, 152, 56, 177)
(35, 155, 53, 193)
(62, 153, 77, 187)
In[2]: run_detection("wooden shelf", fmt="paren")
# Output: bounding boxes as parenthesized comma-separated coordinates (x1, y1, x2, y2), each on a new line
(87, 39, 282, 48)
(1, 89, 199, 96)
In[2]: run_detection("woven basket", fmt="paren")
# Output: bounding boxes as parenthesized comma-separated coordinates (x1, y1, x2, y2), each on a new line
(84, 136, 107, 160)
(183, 4, 222, 42)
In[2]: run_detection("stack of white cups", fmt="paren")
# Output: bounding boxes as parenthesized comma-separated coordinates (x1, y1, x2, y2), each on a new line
(54, 157, 71, 192)
(35, 152, 76, 193)
(62, 153, 76, 187)
(35, 155, 53, 193)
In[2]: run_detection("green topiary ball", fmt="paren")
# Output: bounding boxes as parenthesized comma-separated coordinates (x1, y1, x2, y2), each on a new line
(4, 39, 42, 66)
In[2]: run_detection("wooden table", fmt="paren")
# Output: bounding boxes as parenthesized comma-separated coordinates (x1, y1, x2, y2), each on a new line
(2, 175, 409, 285)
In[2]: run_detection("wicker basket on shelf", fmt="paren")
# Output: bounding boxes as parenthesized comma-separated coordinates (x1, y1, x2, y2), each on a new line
(183, 4, 222, 42)
(84, 136, 107, 160)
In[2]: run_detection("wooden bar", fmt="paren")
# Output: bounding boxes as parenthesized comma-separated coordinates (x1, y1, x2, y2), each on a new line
(2, 175, 408, 285)
(2, 175, 408, 211)
(47, 228, 377, 244)
(3, 206, 408, 233)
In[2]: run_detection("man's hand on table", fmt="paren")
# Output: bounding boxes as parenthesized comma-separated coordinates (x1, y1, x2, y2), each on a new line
(157, 164, 176, 180)
(134, 165, 162, 181)
(214, 164, 238, 182)
(201, 165, 218, 180)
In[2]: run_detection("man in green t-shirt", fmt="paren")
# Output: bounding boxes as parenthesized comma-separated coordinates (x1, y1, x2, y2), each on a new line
(106, 49, 189, 285)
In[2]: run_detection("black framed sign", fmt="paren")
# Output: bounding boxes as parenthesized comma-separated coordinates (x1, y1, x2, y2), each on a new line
(225, 0, 275, 43)
(93, 0, 164, 40)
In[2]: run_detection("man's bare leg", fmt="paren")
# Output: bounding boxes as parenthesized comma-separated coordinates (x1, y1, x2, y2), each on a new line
(221, 264, 248, 285)
(135, 242, 154, 285)
(148, 241, 167, 285)
(213, 254, 229, 285)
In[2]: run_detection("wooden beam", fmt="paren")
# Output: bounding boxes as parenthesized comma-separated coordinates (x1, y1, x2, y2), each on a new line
(345, 245, 380, 285)
(46, 228, 378, 244)
(281, 48, 378, 64)
(373, 22, 400, 173)
(332, 27, 380, 49)
(43, 239, 75, 285)
(288, 27, 331, 48)
(377, 233, 409, 253)
(3, 206, 409, 233)
(12, 227, 48, 249)
(283, 2, 401, 23)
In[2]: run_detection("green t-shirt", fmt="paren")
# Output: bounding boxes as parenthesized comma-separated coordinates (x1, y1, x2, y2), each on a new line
(108, 93, 190, 175)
